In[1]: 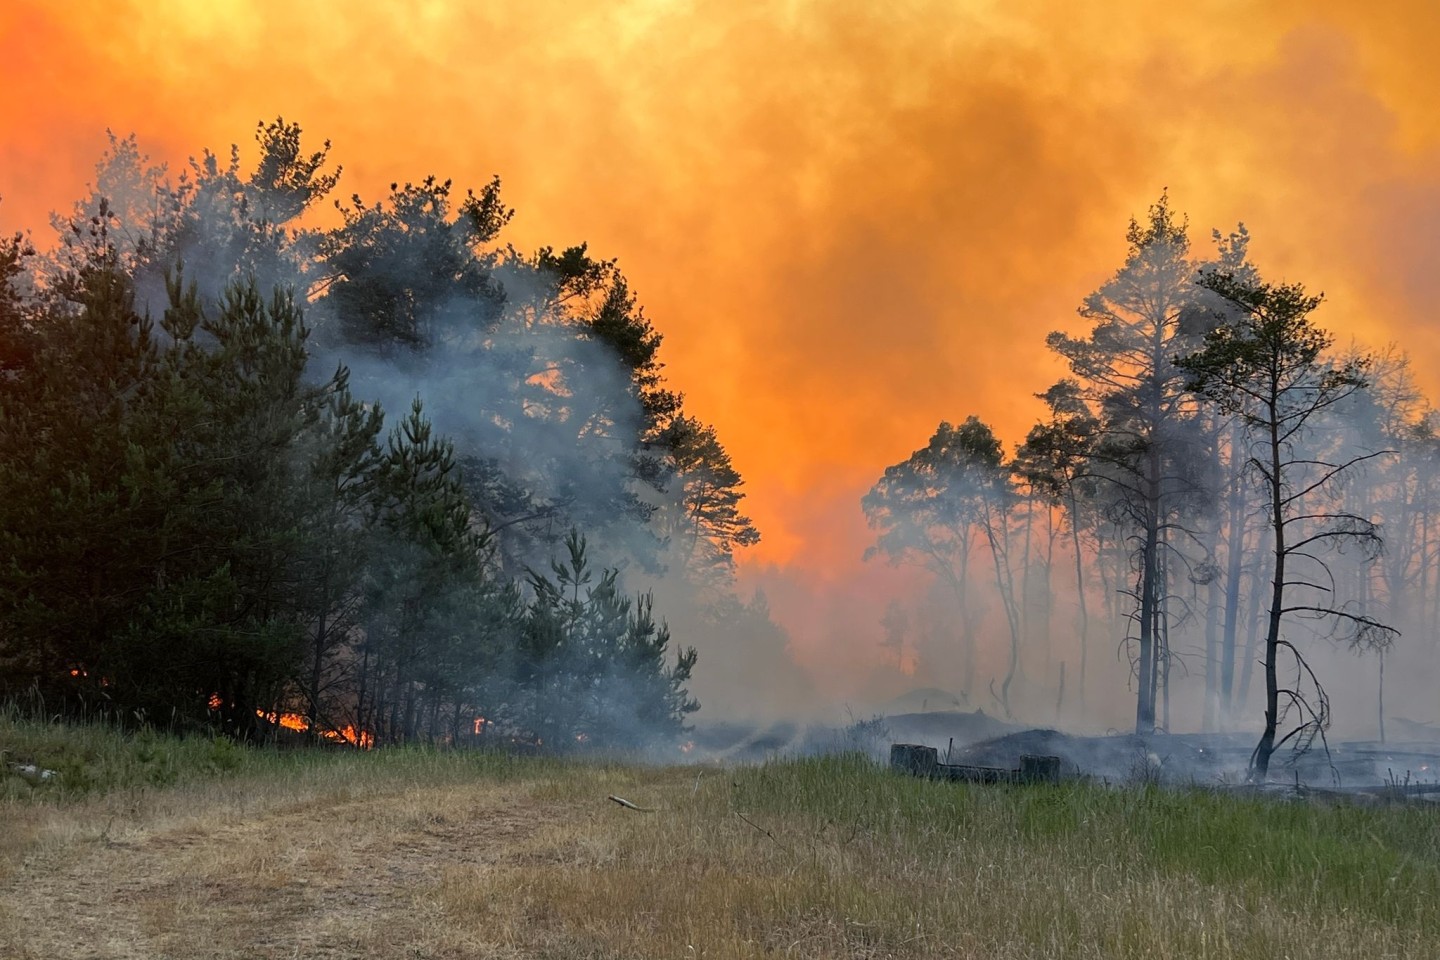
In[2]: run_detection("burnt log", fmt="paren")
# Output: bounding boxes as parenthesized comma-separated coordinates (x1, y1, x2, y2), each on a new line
(1019, 754, 1062, 783)
(890, 742, 1066, 785)
(940, 764, 1010, 784)
(890, 743, 938, 778)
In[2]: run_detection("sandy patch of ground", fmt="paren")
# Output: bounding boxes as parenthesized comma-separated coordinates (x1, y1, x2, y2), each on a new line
(0, 781, 572, 959)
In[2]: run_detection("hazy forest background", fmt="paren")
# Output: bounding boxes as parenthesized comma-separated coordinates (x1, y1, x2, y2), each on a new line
(1, 121, 1436, 766)
(864, 195, 1435, 774)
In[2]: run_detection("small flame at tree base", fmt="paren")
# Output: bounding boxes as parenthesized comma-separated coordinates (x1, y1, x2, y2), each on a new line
(255, 709, 374, 748)
(207, 695, 373, 748)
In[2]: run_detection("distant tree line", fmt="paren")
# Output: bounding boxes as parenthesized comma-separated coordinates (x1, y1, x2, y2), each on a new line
(866, 196, 1417, 777)
(0, 120, 761, 749)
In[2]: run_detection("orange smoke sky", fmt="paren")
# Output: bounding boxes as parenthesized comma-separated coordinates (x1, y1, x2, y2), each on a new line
(3, 1, 1439, 696)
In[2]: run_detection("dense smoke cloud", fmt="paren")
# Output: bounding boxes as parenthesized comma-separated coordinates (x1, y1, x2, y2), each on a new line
(3, 1, 1440, 718)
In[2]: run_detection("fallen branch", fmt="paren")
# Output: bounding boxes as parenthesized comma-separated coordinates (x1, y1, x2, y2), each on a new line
(607, 794, 655, 813)
(736, 812, 792, 855)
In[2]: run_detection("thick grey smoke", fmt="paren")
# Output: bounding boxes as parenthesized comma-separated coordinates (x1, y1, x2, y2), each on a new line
(34, 129, 824, 748)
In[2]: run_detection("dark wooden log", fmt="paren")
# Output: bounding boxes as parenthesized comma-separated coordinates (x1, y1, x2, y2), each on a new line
(1019, 754, 1062, 783)
(940, 764, 1010, 784)
(890, 743, 938, 778)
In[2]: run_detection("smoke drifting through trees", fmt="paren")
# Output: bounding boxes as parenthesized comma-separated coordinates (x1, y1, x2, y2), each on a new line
(6, 117, 1437, 776)
(865, 196, 1437, 774)
(0, 120, 780, 748)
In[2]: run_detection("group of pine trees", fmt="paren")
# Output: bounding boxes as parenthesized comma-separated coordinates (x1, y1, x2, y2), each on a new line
(867, 197, 1426, 776)
(0, 120, 761, 749)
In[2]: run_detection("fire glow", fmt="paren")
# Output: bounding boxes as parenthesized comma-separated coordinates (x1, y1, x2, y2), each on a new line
(252, 710, 373, 749)
(7, 1, 1440, 726)
(206, 695, 373, 748)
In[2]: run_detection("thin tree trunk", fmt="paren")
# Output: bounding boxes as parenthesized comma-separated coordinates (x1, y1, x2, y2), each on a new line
(1055, 661, 1066, 723)
(451, 692, 465, 745)
(403, 683, 419, 742)
(1378, 647, 1387, 744)
(1022, 499, 1034, 672)
(1252, 403, 1286, 781)
(1418, 487, 1432, 637)
(1068, 491, 1091, 709)
(1156, 532, 1169, 734)
(1042, 507, 1056, 680)
(1237, 528, 1270, 710)
(306, 557, 333, 744)
(1135, 512, 1159, 734)
(949, 555, 976, 700)
(1096, 529, 1114, 625)
(987, 508, 1022, 717)
(1220, 435, 1246, 718)
(1204, 573, 1220, 732)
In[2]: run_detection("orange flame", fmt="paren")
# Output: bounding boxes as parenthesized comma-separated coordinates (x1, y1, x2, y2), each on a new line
(257, 709, 308, 733)
(328, 724, 375, 749)
(248, 708, 373, 748)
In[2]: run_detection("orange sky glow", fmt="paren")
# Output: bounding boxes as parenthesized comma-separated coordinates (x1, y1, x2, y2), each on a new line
(3, 1, 1439, 700)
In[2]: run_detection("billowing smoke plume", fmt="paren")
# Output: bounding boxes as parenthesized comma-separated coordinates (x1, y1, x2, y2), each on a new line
(0, 122, 820, 748)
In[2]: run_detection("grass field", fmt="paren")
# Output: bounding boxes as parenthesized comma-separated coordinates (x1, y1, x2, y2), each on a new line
(4, 713, 1440, 959)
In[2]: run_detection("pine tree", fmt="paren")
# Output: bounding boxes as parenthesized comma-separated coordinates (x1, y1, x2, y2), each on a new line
(363, 397, 486, 743)
(1180, 272, 1396, 778)
(515, 530, 697, 748)
(1046, 195, 1211, 732)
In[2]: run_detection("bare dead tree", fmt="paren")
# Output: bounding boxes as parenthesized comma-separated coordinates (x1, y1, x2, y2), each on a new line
(1180, 271, 1398, 780)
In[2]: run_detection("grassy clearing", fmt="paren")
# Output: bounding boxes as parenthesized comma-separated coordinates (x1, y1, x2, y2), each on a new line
(460, 755, 1440, 958)
(0, 708, 552, 801)
(1, 709, 257, 801)
(3, 721, 1439, 958)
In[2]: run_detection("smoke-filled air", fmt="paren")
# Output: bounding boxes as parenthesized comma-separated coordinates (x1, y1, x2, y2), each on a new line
(5, 0, 1440, 767)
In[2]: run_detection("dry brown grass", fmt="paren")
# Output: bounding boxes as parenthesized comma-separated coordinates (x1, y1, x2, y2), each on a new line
(1, 758, 572, 959)
(439, 764, 1434, 960)
(2, 752, 1436, 959)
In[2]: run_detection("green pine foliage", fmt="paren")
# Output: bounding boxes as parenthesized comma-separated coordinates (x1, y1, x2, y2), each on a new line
(0, 121, 753, 751)
(513, 530, 697, 748)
